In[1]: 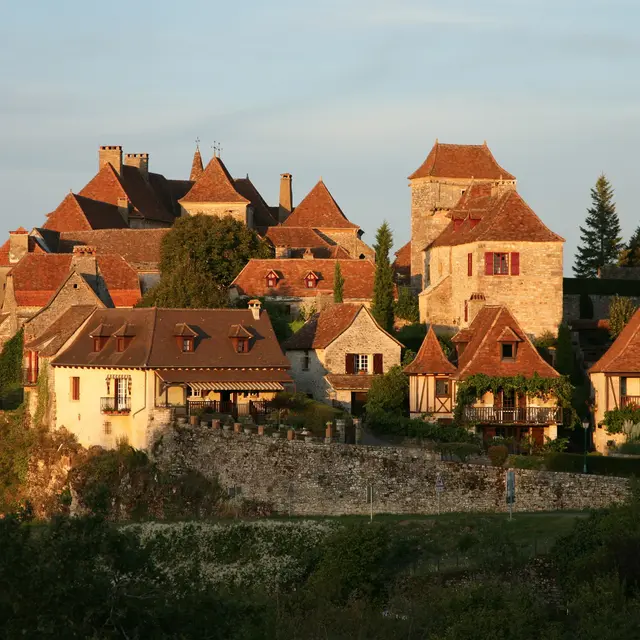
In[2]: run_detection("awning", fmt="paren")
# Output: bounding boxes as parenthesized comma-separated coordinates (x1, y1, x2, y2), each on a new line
(188, 381, 285, 392)
(156, 368, 292, 384)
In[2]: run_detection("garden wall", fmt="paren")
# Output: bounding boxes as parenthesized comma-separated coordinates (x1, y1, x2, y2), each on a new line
(154, 426, 630, 516)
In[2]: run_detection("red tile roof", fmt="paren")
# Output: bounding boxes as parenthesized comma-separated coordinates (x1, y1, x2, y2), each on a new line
(43, 193, 128, 232)
(190, 147, 204, 182)
(429, 187, 563, 249)
(96, 255, 141, 307)
(393, 240, 411, 281)
(589, 308, 640, 373)
(0, 236, 46, 267)
(282, 180, 358, 229)
(456, 306, 559, 379)
(409, 141, 516, 181)
(265, 226, 331, 248)
(404, 326, 456, 375)
(179, 156, 249, 204)
(233, 177, 278, 227)
(25, 305, 97, 357)
(282, 304, 361, 350)
(231, 259, 376, 300)
(325, 374, 378, 390)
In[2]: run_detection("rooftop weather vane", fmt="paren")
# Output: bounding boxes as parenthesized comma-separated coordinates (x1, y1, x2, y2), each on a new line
(195, 136, 200, 149)
(211, 141, 222, 157)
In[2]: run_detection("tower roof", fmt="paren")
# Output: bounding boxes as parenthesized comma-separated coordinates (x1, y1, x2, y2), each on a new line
(409, 141, 516, 181)
(190, 146, 204, 182)
(180, 156, 249, 204)
(282, 180, 358, 229)
(404, 326, 456, 375)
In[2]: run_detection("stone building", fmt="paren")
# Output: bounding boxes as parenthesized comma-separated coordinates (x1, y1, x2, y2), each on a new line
(405, 305, 562, 447)
(404, 141, 564, 338)
(589, 308, 640, 453)
(282, 304, 402, 414)
(50, 301, 291, 449)
(229, 258, 376, 318)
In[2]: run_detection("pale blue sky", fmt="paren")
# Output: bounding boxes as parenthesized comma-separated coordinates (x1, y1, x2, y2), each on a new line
(2, 0, 639, 273)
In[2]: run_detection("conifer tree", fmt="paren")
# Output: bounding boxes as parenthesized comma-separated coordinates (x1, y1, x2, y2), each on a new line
(573, 174, 622, 278)
(333, 262, 344, 303)
(619, 226, 640, 267)
(371, 221, 395, 332)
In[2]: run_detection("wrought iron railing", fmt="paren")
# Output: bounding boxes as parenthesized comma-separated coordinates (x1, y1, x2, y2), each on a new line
(463, 406, 562, 424)
(621, 396, 640, 409)
(101, 397, 131, 413)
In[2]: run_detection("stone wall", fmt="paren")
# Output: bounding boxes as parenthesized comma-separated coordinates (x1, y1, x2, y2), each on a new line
(154, 426, 629, 516)
(179, 202, 249, 227)
(564, 293, 640, 324)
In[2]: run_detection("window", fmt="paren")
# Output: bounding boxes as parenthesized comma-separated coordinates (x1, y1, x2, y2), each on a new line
(114, 377, 130, 411)
(71, 376, 80, 401)
(355, 354, 369, 373)
(266, 276, 277, 288)
(305, 277, 317, 289)
(93, 337, 105, 352)
(189, 387, 201, 397)
(237, 338, 248, 353)
(302, 350, 310, 371)
(501, 343, 515, 360)
(103, 421, 112, 435)
(117, 337, 125, 352)
(435, 379, 450, 397)
(467, 253, 472, 277)
(621, 377, 628, 397)
(493, 252, 509, 275)
(182, 338, 193, 352)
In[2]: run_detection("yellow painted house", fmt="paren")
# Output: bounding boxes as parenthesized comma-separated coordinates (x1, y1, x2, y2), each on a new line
(51, 300, 292, 449)
(589, 309, 640, 453)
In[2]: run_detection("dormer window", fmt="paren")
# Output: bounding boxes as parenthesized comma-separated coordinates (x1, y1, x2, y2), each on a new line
(229, 324, 252, 353)
(236, 338, 248, 353)
(265, 270, 279, 288)
(304, 271, 319, 289)
(497, 326, 522, 361)
(454, 219, 463, 231)
(182, 337, 194, 352)
(114, 322, 135, 353)
(501, 343, 515, 360)
(90, 323, 110, 352)
(173, 323, 198, 352)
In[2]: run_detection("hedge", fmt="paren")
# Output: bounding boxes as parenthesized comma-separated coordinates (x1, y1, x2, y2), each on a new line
(545, 452, 640, 477)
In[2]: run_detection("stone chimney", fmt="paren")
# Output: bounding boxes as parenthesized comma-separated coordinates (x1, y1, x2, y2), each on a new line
(279, 173, 292, 222)
(275, 245, 291, 259)
(124, 153, 149, 179)
(248, 299, 261, 320)
(303, 248, 314, 260)
(117, 197, 131, 226)
(8, 229, 29, 264)
(99, 145, 123, 174)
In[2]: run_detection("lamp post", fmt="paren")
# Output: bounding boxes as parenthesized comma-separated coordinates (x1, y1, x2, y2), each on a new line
(582, 420, 590, 473)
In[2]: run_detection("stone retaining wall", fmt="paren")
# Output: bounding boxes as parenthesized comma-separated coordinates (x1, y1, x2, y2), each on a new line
(153, 426, 629, 516)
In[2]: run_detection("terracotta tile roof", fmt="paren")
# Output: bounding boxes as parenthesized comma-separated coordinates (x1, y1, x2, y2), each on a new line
(325, 374, 378, 391)
(589, 308, 640, 373)
(282, 304, 362, 350)
(282, 180, 358, 229)
(42, 193, 128, 232)
(456, 306, 559, 379)
(234, 177, 278, 227)
(173, 322, 198, 337)
(266, 226, 331, 248)
(393, 240, 411, 281)
(179, 156, 249, 204)
(429, 188, 564, 249)
(58, 229, 167, 270)
(25, 305, 97, 357)
(409, 141, 516, 181)
(231, 259, 376, 300)
(52, 307, 289, 370)
(11, 227, 28, 234)
(95, 255, 141, 307)
(78, 163, 174, 224)
(32, 228, 61, 252)
(190, 147, 204, 182)
(404, 326, 456, 375)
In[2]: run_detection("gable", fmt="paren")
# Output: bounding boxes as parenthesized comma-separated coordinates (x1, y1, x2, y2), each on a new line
(180, 156, 249, 205)
(283, 180, 358, 229)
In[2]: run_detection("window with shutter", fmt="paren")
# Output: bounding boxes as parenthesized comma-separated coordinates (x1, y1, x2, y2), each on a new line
(467, 253, 472, 277)
(510, 252, 520, 275)
(373, 353, 383, 374)
(345, 353, 355, 374)
(464, 300, 468, 322)
(484, 253, 493, 275)
(71, 376, 80, 401)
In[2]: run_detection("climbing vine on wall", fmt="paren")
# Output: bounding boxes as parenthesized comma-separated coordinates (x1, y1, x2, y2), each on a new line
(453, 373, 577, 427)
(33, 361, 50, 428)
(0, 329, 23, 409)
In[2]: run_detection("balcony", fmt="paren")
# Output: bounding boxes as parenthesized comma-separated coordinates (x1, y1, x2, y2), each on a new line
(101, 397, 131, 414)
(621, 396, 640, 409)
(463, 406, 562, 425)
(23, 368, 39, 386)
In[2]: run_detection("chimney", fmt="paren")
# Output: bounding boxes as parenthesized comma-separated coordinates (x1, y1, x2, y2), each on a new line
(117, 196, 131, 225)
(124, 153, 149, 179)
(99, 145, 123, 174)
(275, 245, 290, 259)
(8, 229, 29, 264)
(303, 248, 314, 260)
(279, 173, 292, 222)
(248, 299, 261, 321)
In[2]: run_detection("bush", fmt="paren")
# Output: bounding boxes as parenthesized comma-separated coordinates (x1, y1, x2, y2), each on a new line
(436, 442, 482, 462)
(364, 366, 408, 418)
(544, 452, 640, 477)
(617, 441, 640, 456)
(506, 455, 546, 470)
(488, 445, 509, 467)
(366, 413, 478, 444)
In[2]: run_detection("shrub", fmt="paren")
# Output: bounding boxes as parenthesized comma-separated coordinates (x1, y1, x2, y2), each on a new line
(488, 445, 509, 467)
(617, 441, 640, 456)
(436, 442, 482, 462)
(364, 366, 408, 418)
(506, 455, 546, 470)
(545, 452, 640, 477)
(603, 406, 640, 434)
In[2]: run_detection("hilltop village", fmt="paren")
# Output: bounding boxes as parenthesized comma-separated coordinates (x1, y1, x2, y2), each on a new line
(2, 139, 640, 463)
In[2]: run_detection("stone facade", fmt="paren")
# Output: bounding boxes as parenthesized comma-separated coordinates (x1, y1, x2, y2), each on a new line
(154, 426, 629, 516)
(179, 202, 251, 227)
(421, 241, 563, 337)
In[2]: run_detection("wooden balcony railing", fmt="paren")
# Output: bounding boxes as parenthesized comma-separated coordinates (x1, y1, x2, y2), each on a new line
(101, 397, 131, 414)
(621, 396, 640, 409)
(463, 406, 562, 425)
(185, 400, 273, 418)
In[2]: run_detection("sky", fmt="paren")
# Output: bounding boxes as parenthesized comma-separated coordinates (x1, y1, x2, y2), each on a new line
(1, 0, 640, 274)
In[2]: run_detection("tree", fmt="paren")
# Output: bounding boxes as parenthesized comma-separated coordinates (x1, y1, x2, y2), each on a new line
(333, 262, 344, 303)
(555, 323, 574, 377)
(139, 215, 273, 308)
(619, 226, 640, 267)
(371, 221, 395, 332)
(574, 175, 623, 278)
(394, 286, 419, 322)
(609, 295, 637, 338)
(364, 366, 409, 418)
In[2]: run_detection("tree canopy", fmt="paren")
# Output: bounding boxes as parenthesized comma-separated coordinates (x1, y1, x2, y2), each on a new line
(333, 262, 344, 303)
(371, 221, 395, 332)
(619, 225, 640, 267)
(609, 295, 637, 339)
(573, 174, 622, 278)
(139, 215, 273, 308)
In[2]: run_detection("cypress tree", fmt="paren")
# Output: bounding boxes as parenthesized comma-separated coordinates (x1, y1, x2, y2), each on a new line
(333, 262, 344, 303)
(371, 221, 395, 332)
(573, 174, 622, 278)
(619, 225, 640, 267)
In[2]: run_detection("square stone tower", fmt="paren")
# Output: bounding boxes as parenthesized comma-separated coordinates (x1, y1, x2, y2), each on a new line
(409, 140, 516, 290)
